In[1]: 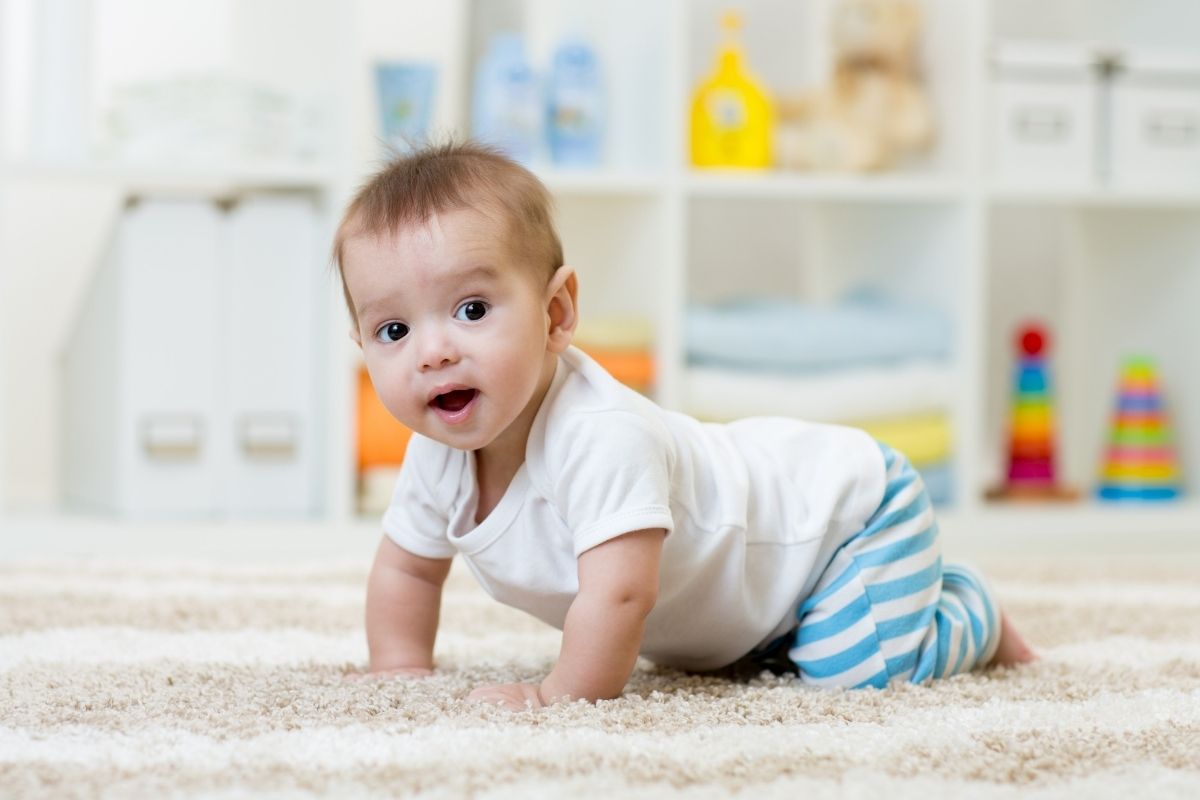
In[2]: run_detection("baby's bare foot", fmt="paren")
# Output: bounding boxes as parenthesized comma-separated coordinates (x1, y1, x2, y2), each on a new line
(990, 612, 1038, 667)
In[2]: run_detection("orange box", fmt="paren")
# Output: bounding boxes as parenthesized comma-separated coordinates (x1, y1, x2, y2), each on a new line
(357, 366, 412, 472)
(582, 347, 655, 390)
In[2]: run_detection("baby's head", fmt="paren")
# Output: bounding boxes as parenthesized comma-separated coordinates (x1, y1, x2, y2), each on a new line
(333, 141, 578, 453)
(333, 141, 564, 326)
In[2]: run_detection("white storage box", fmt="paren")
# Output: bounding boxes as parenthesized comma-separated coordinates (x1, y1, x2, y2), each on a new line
(221, 197, 323, 517)
(62, 200, 224, 516)
(1110, 52, 1200, 188)
(62, 195, 325, 519)
(990, 42, 1103, 185)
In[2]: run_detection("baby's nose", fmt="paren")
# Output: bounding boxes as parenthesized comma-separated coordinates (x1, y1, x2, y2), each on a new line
(418, 331, 460, 370)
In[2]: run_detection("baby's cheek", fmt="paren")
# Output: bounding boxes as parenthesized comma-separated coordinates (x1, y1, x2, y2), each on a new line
(373, 374, 416, 424)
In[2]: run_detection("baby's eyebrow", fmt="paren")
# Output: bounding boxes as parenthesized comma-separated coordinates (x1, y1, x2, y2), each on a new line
(357, 264, 502, 320)
(356, 297, 393, 320)
(447, 264, 501, 283)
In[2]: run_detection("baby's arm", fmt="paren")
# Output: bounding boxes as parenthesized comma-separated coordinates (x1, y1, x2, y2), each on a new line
(469, 528, 666, 708)
(542, 527, 667, 701)
(364, 535, 452, 676)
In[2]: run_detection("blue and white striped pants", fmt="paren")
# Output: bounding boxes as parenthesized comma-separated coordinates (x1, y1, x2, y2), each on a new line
(787, 443, 1001, 689)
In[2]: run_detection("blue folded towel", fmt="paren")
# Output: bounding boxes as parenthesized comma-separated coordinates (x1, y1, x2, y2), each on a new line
(917, 462, 955, 507)
(686, 291, 952, 373)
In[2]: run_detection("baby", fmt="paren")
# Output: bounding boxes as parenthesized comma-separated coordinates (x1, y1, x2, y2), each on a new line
(334, 142, 1035, 710)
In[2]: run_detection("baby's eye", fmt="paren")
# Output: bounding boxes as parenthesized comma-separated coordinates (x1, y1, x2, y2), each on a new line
(375, 322, 409, 343)
(455, 301, 489, 322)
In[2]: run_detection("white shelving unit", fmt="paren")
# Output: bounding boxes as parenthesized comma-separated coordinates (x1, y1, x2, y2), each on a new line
(472, 0, 1200, 544)
(3, 0, 1199, 550)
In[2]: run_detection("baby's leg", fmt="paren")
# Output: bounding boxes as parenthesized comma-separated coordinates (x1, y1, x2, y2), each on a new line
(788, 444, 1009, 688)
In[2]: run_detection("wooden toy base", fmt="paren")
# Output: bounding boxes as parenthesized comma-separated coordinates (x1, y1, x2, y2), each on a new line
(985, 484, 1081, 503)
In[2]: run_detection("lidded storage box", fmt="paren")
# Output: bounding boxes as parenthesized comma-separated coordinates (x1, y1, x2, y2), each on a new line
(990, 42, 1103, 185)
(1109, 52, 1200, 187)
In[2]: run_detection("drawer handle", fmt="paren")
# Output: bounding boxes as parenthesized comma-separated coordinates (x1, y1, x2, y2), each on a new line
(141, 415, 203, 461)
(1144, 112, 1198, 147)
(239, 414, 298, 460)
(1013, 107, 1070, 143)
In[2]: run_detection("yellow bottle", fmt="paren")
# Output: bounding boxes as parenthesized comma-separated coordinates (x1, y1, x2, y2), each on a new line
(690, 11, 773, 169)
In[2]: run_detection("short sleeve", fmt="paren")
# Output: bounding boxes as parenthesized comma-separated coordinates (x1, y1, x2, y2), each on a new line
(551, 411, 675, 556)
(381, 436, 458, 560)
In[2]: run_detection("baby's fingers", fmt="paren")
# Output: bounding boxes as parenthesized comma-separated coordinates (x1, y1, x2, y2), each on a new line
(467, 682, 543, 711)
(343, 666, 434, 682)
(468, 689, 525, 711)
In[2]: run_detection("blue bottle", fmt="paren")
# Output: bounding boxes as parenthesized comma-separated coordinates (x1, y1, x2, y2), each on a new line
(546, 37, 604, 167)
(472, 33, 540, 164)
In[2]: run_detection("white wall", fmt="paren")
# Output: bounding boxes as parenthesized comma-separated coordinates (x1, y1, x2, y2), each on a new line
(1, 0, 32, 158)
(92, 0, 234, 95)
(1, 180, 123, 509)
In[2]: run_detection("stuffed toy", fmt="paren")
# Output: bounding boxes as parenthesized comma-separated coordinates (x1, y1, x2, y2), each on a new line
(776, 0, 935, 171)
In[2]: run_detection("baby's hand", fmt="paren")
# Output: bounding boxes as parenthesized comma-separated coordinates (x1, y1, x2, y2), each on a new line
(343, 666, 434, 682)
(467, 682, 546, 711)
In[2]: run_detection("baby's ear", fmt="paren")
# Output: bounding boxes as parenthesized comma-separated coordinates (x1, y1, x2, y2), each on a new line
(545, 265, 578, 353)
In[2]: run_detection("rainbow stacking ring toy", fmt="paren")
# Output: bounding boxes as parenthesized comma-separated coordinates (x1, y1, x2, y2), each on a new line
(1096, 357, 1181, 502)
(988, 324, 1078, 501)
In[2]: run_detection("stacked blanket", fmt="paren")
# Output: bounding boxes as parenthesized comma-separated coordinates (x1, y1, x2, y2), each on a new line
(686, 293, 956, 503)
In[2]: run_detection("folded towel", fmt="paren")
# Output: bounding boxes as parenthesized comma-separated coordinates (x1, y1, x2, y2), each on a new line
(853, 414, 952, 468)
(575, 316, 655, 351)
(915, 462, 955, 507)
(685, 360, 952, 423)
(686, 291, 951, 373)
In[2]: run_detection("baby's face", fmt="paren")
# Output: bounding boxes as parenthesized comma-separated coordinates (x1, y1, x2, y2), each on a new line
(342, 208, 555, 453)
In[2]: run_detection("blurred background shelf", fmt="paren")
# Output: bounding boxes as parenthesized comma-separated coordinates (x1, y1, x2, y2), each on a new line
(938, 500, 1200, 552)
(536, 169, 667, 197)
(2, 0, 1198, 555)
(685, 172, 967, 202)
(987, 184, 1200, 208)
(3, 159, 339, 195)
(975, 499, 1200, 538)
(5, 503, 1199, 562)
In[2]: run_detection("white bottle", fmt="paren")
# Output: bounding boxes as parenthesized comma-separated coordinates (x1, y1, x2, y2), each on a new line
(547, 36, 604, 167)
(472, 34, 541, 164)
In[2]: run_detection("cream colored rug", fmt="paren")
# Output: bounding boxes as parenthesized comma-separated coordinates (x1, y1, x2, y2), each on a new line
(3, 554, 1200, 798)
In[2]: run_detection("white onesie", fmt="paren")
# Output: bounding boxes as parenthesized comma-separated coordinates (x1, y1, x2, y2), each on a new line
(383, 346, 887, 671)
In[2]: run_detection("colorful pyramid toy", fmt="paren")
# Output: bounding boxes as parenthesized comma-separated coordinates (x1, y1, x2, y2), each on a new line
(1096, 357, 1181, 502)
(988, 324, 1077, 501)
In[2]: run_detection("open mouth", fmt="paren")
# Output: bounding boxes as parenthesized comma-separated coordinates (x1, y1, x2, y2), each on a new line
(429, 388, 479, 422)
(432, 388, 477, 412)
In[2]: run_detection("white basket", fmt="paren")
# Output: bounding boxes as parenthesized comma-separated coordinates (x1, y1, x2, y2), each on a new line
(989, 42, 1105, 186)
(1110, 52, 1200, 188)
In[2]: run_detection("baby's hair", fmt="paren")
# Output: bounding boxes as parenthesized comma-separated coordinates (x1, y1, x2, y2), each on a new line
(332, 140, 564, 324)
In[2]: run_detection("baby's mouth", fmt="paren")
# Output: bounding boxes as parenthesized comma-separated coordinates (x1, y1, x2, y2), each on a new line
(431, 388, 478, 413)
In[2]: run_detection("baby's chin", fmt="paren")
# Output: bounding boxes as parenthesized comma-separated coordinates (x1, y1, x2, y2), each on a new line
(415, 424, 498, 453)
